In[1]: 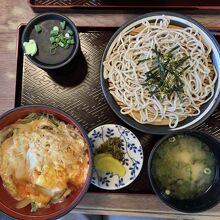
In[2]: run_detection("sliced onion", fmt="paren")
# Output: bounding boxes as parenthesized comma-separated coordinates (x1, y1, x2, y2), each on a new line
(38, 185, 64, 197)
(51, 189, 72, 204)
(62, 189, 71, 199)
(16, 198, 31, 209)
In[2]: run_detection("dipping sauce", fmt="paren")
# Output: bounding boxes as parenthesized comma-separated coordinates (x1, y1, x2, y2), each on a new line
(28, 20, 76, 65)
(152, 134, 215, 200)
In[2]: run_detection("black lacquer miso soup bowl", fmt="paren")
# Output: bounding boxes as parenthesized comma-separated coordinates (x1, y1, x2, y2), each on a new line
(148, 130, 220, 213)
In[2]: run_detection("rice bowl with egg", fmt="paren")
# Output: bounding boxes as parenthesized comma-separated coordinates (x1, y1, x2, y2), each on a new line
(0, 105, 92, 220)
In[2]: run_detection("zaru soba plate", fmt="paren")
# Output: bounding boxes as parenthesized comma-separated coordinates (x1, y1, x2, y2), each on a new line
(100, 12, 220, 135)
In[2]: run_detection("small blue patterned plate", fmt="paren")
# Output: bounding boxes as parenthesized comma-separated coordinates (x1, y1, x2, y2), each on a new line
(88, 124, 143, 190)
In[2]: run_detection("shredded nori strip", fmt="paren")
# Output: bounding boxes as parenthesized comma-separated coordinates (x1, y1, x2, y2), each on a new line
(143, 45, 190, 101)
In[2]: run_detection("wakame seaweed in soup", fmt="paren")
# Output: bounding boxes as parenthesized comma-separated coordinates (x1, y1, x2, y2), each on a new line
(152, 135, 215, 200)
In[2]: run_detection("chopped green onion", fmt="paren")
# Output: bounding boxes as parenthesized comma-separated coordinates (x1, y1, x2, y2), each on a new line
(55, 37, 60, 43)
(65, 33, 70, 39)
(60, 37, 67, 43)
(185, 165, 191, 172)
(34, 24, 42, 33)
(50, 47, 56, 55)
(204, 168, 212, 175)
(169, 137, 176, 143)
(165, 189, 170, 195)
(70, 39, 74, 45)
(64, 44, 70, 49)
(48, 115, 59, 127)
(31, 202, 38, 212)
(50, 30, 59, 37)
(19, 113, 39, 124)
(48, 24, 75, 54)
(50, 37, 55, 43)
(58, 42, 65, 48)
(50, 43, 58, 55)
(53, 26, 59, 31)
(68, 30, 73, 35)
(60, 21, 66, 30)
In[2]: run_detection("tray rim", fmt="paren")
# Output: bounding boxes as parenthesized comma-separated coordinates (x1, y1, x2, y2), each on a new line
(28, 0, 220, 10)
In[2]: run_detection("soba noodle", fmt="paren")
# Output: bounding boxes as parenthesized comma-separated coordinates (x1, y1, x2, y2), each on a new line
(103, 16, 217, 128)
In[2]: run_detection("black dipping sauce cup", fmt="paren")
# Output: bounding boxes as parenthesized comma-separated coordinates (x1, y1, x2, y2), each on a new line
(22, 13, 80, 71)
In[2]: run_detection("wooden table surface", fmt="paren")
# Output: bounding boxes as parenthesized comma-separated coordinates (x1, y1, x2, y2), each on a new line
(1, 0, 220, 219)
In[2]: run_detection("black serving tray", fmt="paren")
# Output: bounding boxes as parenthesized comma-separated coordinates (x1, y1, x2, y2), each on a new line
(16, 24, 220, 195)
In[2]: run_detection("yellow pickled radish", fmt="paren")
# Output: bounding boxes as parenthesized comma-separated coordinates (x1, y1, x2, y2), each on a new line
(94, 153, 112, 164)
(94, 156, 126, 177)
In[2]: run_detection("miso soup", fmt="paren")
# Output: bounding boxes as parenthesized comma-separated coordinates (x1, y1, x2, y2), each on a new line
(152, 134, 215, 200)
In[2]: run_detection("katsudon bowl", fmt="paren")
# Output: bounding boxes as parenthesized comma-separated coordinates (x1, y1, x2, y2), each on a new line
(0, 105, 92, 220)
(100, 11, 220, 135)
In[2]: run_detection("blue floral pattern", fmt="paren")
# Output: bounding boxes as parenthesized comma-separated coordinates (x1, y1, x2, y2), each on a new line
(106, 128, 114, 137)
(88, 124, 144, 190)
